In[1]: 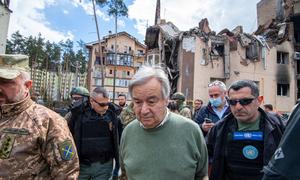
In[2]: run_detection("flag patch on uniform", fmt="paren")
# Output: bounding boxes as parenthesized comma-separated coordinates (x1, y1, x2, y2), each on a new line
(58, 140, 75, 161)
(0, 134, 15, 159)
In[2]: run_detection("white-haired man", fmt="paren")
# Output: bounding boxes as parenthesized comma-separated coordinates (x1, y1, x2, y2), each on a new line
(120, 66, 208, 180)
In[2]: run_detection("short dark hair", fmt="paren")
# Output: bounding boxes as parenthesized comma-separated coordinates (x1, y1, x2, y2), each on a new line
(264, 104, 273, 111)
(91, 87, 109, 99)
(228, 80, 259, 97)
(118, 93, 126, 99)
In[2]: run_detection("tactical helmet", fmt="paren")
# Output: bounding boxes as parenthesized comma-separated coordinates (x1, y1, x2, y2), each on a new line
(70, 87, 89, 97)
(171, 92, 185, 101)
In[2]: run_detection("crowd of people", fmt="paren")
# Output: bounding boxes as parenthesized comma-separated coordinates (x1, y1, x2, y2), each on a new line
(1, 54, 299, 179)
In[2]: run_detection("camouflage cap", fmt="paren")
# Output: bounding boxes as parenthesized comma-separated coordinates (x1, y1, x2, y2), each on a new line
(70, 86, 89, 97)
(0, 54, 30, 79)
(171, 92, 186, 101)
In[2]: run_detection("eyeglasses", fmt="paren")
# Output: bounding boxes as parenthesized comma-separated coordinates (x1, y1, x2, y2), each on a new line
(228, 98, 255, 106)
(92, 99, 110, 107)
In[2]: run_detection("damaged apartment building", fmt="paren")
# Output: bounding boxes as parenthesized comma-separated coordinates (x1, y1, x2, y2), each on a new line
(145, 0, 300, 113)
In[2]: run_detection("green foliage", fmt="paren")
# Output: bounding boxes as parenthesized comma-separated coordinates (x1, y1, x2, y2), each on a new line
(6, 32, 88, 73)
(107, 0, 128, 17)
(95, 0, 107, 7)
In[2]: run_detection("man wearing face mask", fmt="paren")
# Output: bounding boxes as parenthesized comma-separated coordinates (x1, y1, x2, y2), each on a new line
(64, 86, 90, 122)
(195, 80, 231, 136)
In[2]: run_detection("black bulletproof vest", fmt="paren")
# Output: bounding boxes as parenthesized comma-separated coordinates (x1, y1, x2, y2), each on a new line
(225, 131, 264, 180)
(80, 112, 113, 161)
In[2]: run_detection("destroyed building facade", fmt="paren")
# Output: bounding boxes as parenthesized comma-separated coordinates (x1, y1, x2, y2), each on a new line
(145, 0, 300, 113)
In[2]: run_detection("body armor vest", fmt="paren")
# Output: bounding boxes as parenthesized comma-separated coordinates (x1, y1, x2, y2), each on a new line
(225, 130, 264, 180)
(80, 112, 113, 163)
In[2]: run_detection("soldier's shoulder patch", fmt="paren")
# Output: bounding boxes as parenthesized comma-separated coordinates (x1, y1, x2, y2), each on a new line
(58, 140, 75, 161)
(0, 134, 15, 159)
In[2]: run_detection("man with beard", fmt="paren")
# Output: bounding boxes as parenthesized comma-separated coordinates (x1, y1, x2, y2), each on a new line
(207, 80, 283, 180)
(118, 93, 127, 109)
(0, 54, 79, 179)
(193, 99, 203, 121)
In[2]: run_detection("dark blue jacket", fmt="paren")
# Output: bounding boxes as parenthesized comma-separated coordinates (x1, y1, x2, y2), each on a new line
(207, 108, 284, 180)
(195, 103, 231, 135)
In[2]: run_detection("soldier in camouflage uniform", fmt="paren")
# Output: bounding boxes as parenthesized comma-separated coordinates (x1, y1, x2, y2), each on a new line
(64, 86, 89, 122)
(0, 54, 79, 179)
(171, 92, 192, 119)
(120, 102, 136, 127)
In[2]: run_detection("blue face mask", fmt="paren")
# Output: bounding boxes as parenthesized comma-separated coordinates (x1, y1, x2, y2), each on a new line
(209, 96, 223, 107)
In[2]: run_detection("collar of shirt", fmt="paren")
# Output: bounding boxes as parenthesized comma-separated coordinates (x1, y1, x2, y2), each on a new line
(212, 101, 229, 119)
(139, 108, 170, 129)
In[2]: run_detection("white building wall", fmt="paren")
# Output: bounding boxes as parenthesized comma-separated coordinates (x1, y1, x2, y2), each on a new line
(0, 5, 10, 53)
(192, 36, 295, 112)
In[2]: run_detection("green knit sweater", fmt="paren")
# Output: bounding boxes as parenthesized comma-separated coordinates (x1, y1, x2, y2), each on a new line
(120, 112, 208, 180)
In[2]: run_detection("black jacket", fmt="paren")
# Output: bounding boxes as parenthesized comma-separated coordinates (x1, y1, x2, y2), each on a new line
(207, 108, 284, 180)
(263, 103, 300, 180)
(68, 100, 122, 165)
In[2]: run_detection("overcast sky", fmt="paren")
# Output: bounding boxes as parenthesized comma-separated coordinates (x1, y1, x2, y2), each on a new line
(7, 0, 261, 45)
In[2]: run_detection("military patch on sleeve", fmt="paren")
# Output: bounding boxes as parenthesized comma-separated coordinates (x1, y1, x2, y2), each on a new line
(0, 134, 15, 159)
(58, 140, 75, 161)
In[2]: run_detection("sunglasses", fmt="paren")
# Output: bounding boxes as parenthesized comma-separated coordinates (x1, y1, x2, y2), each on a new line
(92, 99, 110, 107)
(228, 98, 255, 106)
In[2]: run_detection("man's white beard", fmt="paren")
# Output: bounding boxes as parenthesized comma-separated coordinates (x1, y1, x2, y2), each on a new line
(13, 87, 27, 102)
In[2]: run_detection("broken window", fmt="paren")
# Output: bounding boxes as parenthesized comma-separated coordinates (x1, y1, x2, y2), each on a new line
(277, 51, 289, 64)
(145, 27, 160, 49)
(293, 15, 300, 44)
(277, 83, 289, 96)
(210, 43, 224, 57)
(246, 42, 259, 60)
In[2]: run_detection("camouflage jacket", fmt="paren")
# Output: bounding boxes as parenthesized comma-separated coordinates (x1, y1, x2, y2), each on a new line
(178, 104, 192, 119)
(0, 96, 79, 179)
(120, 103, 136, 127)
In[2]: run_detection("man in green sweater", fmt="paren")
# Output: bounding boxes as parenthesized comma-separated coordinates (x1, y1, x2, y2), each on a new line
(120, 65, 208, 180)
